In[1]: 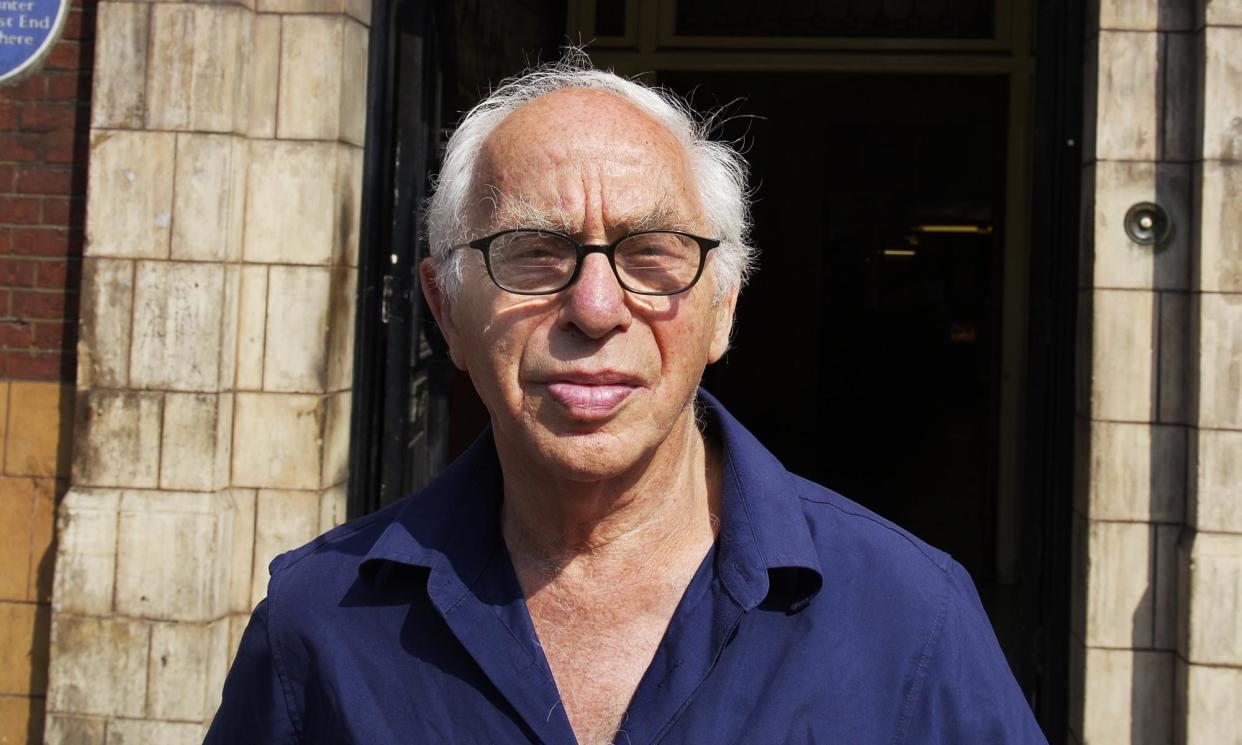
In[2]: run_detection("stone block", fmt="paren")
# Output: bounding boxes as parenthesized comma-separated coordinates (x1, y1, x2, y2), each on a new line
(326, 267, 357, 390)
(1090, 161, 1190, 290)
(1191, 428, 1242, 533)
(1096, 0, 1193, 30)
(0, 695, 43, 745)
(85, 130, 175, 260)
(129, 261, 225, 392)
(1085, 520, 1154, 648)
(335, 145, 363, 267)
(172, 134, 247, 262)
(263, 265, 331, 392)
(146, 4, 249, 133)
(1202, 0, 1242, 25)
(235, 265, 268, 391)
(340, 18, 368, 147)
(1162, 31, 1196, 162)
(92, 1, 149, 128)
(1081, 648, 1173, 745)
(214, 392, 235, 490)
(219, 265, 242, 392)
(243, 140, 338, 265)
(319, 482, 347, 533)
(106, 719, 205, 745)
(160, 393, 222, 491)
(321, 391, 351, 487)
(344, 0, 371, 25)
(1201, 27, 1242, 161)
(0, 382, 6, 463)
(278, 16, 345, 141)
(29, 479, 56, 604)
(72, 390, 162, 489)
(1089, 289, 1155, 422)
(4, 382, 73, 478)
(1086, 420, 1185, 522)
(257, 0, 346, 14)
(247, 13, 282, 139)
(1154, 523, 1180, 651)
(231, 393, 323, 490)
(0, 478, 35, 602)
(51, 489, 122, 616)
(1183, 532, 1242, 665)
(114, 491, 233, 622)
(77, 258, 134, 389)
(1194, 292, 1242, 430)
(147, 622, 212, 720)
(0, 601, 50, 695)
(1196, 161, 1242, 293)
(1180, 663, 1242, 744)
(1094, 31, 1160, 162)
(251, 488, 320, 607)
(47, 615, 148, 718)
(1158, 291, 1190, 424)
(228, 488, 256, 612)
(43, 714, 105, 745)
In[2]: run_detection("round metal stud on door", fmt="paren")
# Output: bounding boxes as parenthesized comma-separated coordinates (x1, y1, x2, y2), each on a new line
(1123, 202, 1172, 247)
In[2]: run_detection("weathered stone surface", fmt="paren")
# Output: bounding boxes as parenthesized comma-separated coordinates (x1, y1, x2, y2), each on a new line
(1197, 161, 1242, 293)
(129, 261, 226, 392)
(334, 144, 363, 267)
(1191, 428, 1242, 533)
(1085, 520, 1154, 648)
(263, 265, 331, 392)
(147, 622, 212, 720)
(244, 141, 338, 265)
(106, 719, 205, 745)
(51, 490, 122, 616)
(92, 2, 149, 128)
(47, 615, 149, 718)
(1094, 31, 1160, 161)
(159, 393, 221, 491)
(257, 0, 345, 14)
(204, 616, 231, 719)
(172, 134, 246, 262)
(321, 391, 351, 487)
(5, 381, 73, 478)
(319, 483, 347, 533)
(1158, 291, 1190, 424)
(114, 491, 233, 622)
(232, 393, 323, 490)
(251, 489, 320, 607)
(1180, 662, 1242, 744)
(247, 13, 282, 139)
(278, 16, 345, 141)
(0, 600, 50, 696)
(214, 392, 235, 491)
(1081, 648, 1173, 745)
(340, 18, 368, 147)
(43, 713, 106, 745)
(1087, 420, 1185, 522)
(146, 4, 249, 133)
(1154, 523, 1180, 651)
(235, 265, 268, 391)
(85, 131, 175, 259)
(0, 479, 35, 602)
(1201, 26, 1242, 161)
(73, 390, 162, 489)
(78, 258, 134, 389)
(227, 488, 257, 613)
(1194, 292, 1242, 430)
(326, 267, 357, 391)
(1162, 31, 1196, 161)
(1090, 289, 1155, 422)
(1090, 160, 1190, 290)
(1183, 532, 1242, 665)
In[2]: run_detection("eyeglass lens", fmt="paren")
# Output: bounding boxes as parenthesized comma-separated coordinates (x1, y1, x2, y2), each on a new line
(487, 231, 702, 294)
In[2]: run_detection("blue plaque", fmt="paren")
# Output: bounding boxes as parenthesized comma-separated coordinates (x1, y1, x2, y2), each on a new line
(0, 0, 69, 85)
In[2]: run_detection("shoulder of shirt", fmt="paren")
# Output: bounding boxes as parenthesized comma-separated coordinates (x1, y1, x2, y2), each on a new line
(787, 471, 955, 579)
(263, 496, 409, 589)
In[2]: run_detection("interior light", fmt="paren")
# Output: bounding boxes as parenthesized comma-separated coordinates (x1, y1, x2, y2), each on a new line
(911, 224, 994, 235)
(882, 249, 916, 257)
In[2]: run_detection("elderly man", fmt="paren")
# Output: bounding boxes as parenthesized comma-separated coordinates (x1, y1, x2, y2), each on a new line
(206, 60, 1046, 745)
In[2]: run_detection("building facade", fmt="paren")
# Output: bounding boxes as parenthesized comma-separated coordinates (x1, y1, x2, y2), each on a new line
(0, 0, 1238, 743)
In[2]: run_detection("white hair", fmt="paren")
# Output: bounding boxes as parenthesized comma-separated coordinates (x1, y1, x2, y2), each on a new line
(424, 50, 756, 298)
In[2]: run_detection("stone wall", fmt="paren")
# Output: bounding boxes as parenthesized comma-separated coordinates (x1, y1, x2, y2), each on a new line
(44, 0, 367, 741)
(0, 2, 95, 743)
(1071, 0, 1242, 742)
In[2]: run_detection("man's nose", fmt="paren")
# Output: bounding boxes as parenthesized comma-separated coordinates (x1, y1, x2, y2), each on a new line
(558, 252, 632, 338)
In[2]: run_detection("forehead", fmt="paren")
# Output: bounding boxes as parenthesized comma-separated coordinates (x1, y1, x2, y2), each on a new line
(471, 88, 700, 230)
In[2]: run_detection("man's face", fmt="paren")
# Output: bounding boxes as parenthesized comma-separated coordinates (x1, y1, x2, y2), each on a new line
(424, 88, 738, 483)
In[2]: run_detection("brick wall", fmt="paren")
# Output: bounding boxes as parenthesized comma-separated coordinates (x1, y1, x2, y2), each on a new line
(0, 2, 94, 743)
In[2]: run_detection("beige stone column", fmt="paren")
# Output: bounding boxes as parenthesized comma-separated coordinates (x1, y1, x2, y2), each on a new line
(45, 1, 368, 742)
(1176, 4, 1242, 743)
(1070, 1, 1194, 743)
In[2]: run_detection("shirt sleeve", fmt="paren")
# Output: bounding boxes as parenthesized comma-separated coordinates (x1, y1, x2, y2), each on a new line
(203, 599, 300, 745)
(900, 560, 1049, 745)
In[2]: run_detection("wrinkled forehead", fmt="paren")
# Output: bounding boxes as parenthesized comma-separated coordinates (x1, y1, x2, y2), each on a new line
(468, 88, 702, 233)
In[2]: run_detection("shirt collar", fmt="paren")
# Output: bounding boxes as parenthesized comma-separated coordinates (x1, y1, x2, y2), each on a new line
(360, 388, 823, 611)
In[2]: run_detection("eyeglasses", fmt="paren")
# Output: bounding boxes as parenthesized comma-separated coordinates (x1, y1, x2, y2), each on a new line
(462, 229, 720, 296)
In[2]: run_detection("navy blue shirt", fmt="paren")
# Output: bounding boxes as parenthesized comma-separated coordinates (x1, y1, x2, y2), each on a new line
(206, 391, 1046, 744)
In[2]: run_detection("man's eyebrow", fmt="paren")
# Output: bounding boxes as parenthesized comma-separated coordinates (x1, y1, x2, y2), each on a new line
(487, 192, 686, 235)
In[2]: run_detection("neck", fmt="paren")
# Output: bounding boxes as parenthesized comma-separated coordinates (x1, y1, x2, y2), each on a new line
(499, 410, 721, 583)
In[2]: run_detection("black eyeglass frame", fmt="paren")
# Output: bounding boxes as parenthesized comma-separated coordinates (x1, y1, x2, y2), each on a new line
(463, 228, 721, 296)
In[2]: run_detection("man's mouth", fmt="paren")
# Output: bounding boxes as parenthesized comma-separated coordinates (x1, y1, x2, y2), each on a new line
(543, 373, 641, 417)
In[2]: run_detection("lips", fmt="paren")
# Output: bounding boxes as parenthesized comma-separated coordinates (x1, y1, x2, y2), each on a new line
(542, 372, 642, 417)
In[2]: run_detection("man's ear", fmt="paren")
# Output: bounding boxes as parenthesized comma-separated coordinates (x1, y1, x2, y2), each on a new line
(708, 287, 740, 363)
(419, 259, 467, 371)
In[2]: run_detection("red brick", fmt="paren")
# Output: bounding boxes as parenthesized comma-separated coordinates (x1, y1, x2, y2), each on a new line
(33, 321, 74, 351)
(6, 350, 66, 381)
(11, 228, 76, 257)
(0, 196, 42, 225)
(35, 260, 73, 290)
(0, 164, 14, 192)
(0, 102, 15, 130)
(41, 131, 87, 165)
(0, 229, 9, 254)
(12, 290, 71, 320)
(42, 197, 85, 227)
(46, 42, 93, 72)
(15, 167, 76, 196)
(0, 320, 33, 347)
(64, 7, 98, 41)
(0, 76, 46, 101)
(0, 259, 38, 287)
(18, 106, 79, 133)
(46, 74, 91, 103)
(0, 136, 42, 162)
